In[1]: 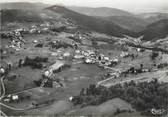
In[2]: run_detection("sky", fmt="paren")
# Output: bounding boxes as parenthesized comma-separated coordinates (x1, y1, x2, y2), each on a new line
(1, 0, 168, 13)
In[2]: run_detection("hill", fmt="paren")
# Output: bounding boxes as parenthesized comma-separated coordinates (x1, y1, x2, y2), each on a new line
(67, 98, 133, 116)
(1, 9, 44, 23)
(140, 19, 168, 41)
(137, 12, 168, 23)
(46, 5, 136, 37)
(0, 2, 48, 11)
(67, 6, 133, 17)
(99, 15, 148, 32)
(0, 4, 136, 37)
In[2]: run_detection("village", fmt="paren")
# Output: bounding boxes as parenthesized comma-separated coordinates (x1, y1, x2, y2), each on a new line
(1, 20, 168, 116)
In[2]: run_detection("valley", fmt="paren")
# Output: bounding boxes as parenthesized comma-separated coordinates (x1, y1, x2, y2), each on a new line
(0, 2, 168, 117)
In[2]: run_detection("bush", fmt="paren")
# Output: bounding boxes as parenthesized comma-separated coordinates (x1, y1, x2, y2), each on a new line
(150, 52, 159, 60)
(49, 41, 73, 49)
(23, 56, 48, 69)
(157, 63, 168, 69)
(50, 26, 66, 32)
(35, 43, 43, 48)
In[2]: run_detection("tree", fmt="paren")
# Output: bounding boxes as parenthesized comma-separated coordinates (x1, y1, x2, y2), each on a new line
(80, 88, 85, 96)
(18, 59, 23, 67)
(150, 51, 159, 60)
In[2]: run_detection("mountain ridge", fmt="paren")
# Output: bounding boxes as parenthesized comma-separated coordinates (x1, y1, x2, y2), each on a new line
(140, 19, 168, 41)
(67, 6, 133, 17)
(46, 5, 136, 37)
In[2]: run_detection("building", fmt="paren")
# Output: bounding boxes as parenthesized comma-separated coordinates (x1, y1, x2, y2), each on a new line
(44, 60, 66, 77)
(49, 60, 65, 72)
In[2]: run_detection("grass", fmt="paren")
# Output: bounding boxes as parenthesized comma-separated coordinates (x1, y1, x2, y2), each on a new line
(67, 98, 134, 116)
(5, 66, 41, 94)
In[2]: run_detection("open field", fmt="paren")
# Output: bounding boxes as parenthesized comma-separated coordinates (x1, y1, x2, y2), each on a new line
(0, 3, 168, 116)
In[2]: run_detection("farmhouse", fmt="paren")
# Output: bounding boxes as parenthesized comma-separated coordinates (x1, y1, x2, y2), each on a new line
(49, 60, 65, 72)
(44, 60, 66, 77)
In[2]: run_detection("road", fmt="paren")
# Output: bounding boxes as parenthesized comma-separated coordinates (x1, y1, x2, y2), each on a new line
(0, 110, 7, 117)
(0, 102, 33, 111)
(98, 69, 168, 88)
(0, 76, 5, 100)
(0, 75, 34, 114)
(7, 86, 39, 96)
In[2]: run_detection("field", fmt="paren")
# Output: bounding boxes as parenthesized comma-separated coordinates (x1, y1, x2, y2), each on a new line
(1, 5, 168, 116)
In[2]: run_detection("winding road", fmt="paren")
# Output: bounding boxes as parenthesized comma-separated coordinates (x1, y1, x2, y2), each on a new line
(0, 76, 5, 100)
(0, 102, 33, 111)
(0, 110, 7, 117)
(0, 75, 34, 116)
(97, 68, 168, 88)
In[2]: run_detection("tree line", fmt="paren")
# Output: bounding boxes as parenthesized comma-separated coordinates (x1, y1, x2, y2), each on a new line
(72, 79, 168, 115)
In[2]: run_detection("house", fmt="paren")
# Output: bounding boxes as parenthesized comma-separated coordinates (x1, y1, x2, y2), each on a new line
(44, 71, 50, 77)
(53, 81, 61, 88)
(3, 98, 10, 103)
(69, 96, 74, 102)
(33, 40, 38, 43)
(49, 60, 65, 71)
(0, 68, 5, 75)
(85, 58, 92, 64)
(104, 57, 109, 61)
(63, 52, 71, 57)
(3, 95, 19, 103)
(151, 108, 166, 115)
(29, 28, 37, 34)
(75, 50, 80, 54)
(120, 51, 129, 57)
(74, 54, 84, 59)
(44, 61, 66, 77)
(85, 50, 95, 56)
(0, 60, 13, 70)
(51, 52, 58, 56)
(12, 95, 19, 101)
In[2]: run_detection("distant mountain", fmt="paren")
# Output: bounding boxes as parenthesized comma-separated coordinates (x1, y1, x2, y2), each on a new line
(0, 2, 49, 11)
(67, 6, 133, 17)
(140, 19, 168, 41)
(46, 5, 136, 37)
(99, 16, 149, 32)
(1, 9, 44, 23)
(137, 12, 168, 23)
(1, 5, 136, 37)
(67, 6, 157, 32)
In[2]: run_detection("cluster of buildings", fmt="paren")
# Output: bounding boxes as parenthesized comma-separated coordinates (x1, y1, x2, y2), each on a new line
(36, 60, 69, 88)
(3, 94, 19, 103)
(73, 49, 120, 68)
(44, 60, 66, 78)
(1, 29, 25, 51)
(29, 23, 51, 34)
